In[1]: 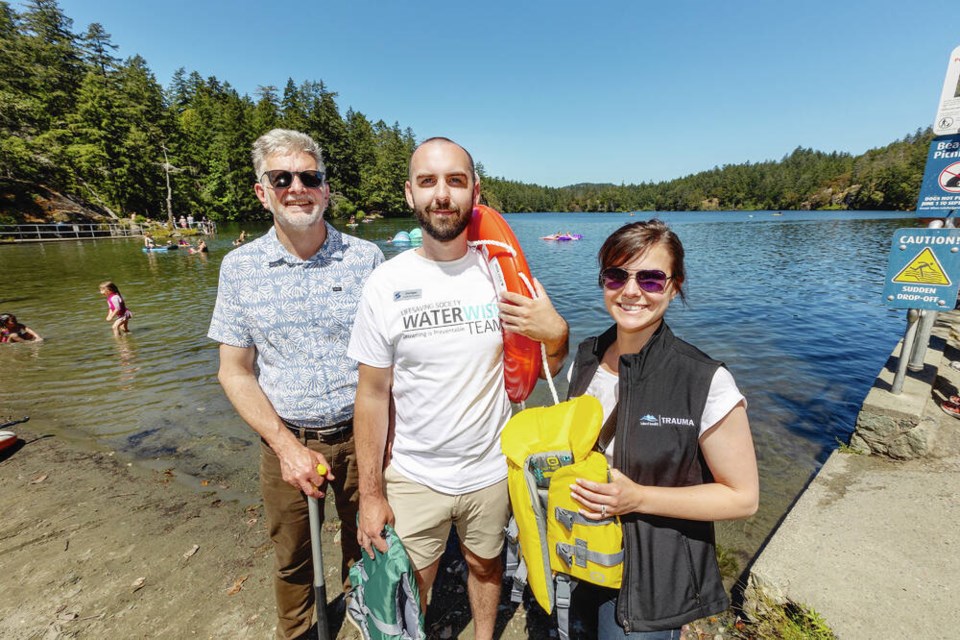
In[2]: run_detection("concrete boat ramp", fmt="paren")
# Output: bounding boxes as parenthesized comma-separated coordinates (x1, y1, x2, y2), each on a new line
(744, 311, 960, 639)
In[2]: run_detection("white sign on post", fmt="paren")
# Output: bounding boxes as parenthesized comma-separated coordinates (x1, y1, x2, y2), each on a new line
(934, 45, 960, 135)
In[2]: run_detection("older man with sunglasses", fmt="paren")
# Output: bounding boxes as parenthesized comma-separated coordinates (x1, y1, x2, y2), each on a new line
(209, 129, 384, 640)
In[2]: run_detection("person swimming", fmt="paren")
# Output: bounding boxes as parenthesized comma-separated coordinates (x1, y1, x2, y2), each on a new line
(0, 313, 43, 342)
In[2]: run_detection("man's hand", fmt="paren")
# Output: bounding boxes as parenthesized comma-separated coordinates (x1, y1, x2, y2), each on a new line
(497, 278, 565, 341)
(498, 278, 569, 374)
(358, 494, 395, 557)
(275, 440, 334, 499)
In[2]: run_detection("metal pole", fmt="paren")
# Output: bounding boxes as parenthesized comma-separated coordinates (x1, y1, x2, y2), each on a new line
(892, 309, 921, 395)
(308, 494, 331, 640)
(908, 309, 938, 372)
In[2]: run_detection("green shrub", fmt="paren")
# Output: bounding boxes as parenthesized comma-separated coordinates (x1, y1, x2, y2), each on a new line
(715, 544, 740, 580)
(738, 596, 836, 639)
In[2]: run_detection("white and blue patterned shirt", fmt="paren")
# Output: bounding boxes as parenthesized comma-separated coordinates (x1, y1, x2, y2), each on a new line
(208, 223, 384, 429)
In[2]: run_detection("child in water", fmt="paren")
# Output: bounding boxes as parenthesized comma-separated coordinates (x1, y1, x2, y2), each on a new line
(99, 281, 132, 336)
(0, 313, 43, 342)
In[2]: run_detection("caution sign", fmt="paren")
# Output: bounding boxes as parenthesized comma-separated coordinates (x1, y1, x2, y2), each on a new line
(916, 135, 960, 213)
(892, 247, 951, 285)
(884, 229, 960, 309)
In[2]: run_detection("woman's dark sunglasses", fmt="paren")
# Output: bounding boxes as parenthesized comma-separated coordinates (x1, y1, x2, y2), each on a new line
(599, 268, 673, 293)
(260, 170, 325, 189)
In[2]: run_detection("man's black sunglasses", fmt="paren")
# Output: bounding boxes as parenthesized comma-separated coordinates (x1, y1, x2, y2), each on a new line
(260, 170, 325, 189)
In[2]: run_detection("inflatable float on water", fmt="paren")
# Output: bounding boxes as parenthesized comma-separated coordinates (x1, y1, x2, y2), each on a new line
(468, 205, 542, 403)
(388, 228, 423, 244)
(541, 233, 582, 241)
(142, 245, 179, 253)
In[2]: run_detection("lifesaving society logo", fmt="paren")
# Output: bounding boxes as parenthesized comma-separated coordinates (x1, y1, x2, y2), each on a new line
(393, 289, 422, 302)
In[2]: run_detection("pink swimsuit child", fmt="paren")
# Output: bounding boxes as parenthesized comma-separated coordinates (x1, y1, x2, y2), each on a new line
(108, 293, 132, 320)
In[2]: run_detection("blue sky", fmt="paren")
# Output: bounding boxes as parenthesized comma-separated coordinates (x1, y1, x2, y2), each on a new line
(53, 0, 958, 187)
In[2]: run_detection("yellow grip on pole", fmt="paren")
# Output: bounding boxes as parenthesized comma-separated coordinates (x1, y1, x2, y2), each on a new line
(316, 463, 327, 476)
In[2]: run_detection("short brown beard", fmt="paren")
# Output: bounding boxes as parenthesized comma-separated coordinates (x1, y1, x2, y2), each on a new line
(415, 205, 473, 242)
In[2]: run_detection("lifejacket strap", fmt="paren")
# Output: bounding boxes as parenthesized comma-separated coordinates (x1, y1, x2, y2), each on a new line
(554, 506, 614, 530)
(555, 574, 576, 640)
(556, 540, 625, 569)
(504, 520, 520, 579)
(511, 559, 528, 604)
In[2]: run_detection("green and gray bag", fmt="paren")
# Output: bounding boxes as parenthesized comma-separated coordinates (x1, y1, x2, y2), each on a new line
(347, 524, 425, 640)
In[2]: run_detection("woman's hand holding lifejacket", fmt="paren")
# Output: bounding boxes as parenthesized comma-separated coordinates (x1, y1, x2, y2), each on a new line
(570, 468, 641, 520)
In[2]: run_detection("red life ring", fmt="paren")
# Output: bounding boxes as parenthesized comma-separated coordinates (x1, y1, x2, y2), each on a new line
(467, 205, 542, 403)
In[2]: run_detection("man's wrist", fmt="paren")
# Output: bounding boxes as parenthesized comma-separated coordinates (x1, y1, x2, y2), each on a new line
(544, 331, 569, 358)
(359, 483, 385, 500)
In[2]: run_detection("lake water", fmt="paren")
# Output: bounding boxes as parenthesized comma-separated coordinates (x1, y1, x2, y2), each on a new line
(0, 210, 917, 564)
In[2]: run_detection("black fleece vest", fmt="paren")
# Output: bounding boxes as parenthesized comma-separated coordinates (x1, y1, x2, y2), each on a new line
(568, 322, 730, 632)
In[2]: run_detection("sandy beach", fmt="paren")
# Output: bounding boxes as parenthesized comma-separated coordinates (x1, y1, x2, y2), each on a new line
(1, 429, 284, 638)
(0, 429, 543, 640)
(1, 429, 734, 640)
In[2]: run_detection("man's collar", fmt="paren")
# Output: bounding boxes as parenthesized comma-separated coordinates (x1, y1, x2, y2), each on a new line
(262, 223, 345, 266)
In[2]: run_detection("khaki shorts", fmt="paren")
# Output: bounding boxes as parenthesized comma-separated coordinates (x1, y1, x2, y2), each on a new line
(384, 465, 509, 570)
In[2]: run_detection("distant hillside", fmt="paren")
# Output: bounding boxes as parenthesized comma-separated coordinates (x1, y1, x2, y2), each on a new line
(481, 128, 934, 213)
(0, 1, 936, 221)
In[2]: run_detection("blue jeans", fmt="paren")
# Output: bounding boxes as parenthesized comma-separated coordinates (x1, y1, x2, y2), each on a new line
(597, 595, 680, 639)
(572, 583, 682, 640)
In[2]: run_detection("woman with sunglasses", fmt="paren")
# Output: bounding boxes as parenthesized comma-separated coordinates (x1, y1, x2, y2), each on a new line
(566, 219, 758, 639)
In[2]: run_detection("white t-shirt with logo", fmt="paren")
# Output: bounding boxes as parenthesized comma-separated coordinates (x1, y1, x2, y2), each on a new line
(348, 248, 512, 494)
(572, 363, 745, 465)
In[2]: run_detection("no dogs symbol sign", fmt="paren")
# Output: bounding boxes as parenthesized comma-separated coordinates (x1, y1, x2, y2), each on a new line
(917, 135, 960, 213)
(939, 162, 960, 192)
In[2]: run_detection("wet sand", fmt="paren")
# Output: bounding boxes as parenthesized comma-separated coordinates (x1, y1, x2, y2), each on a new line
(1, 430, 280, 638)
(0, 430, 542, 639)
(0, 430, 735, 640)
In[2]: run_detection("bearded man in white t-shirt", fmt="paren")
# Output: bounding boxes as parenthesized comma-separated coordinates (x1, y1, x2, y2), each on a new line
(348, 137, 569, 640)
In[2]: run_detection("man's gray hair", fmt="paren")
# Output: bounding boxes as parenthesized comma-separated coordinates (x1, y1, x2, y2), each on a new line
(251, 129, 326, 179)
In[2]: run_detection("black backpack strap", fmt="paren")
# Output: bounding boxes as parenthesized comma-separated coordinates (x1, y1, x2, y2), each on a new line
(596, 404, 618, 453)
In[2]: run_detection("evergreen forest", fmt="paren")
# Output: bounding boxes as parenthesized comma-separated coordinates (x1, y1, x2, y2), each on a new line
(0, 0, 936, 225)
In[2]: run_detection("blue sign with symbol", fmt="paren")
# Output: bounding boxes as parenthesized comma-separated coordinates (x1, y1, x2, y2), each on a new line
(884, 228, 960, 309)
(916, 135, 960, 214)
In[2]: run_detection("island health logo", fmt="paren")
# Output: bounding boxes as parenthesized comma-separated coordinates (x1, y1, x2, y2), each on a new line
(639, 414, 696, 427)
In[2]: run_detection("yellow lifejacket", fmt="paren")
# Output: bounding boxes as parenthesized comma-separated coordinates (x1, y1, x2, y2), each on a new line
(501, 395, 623, 634)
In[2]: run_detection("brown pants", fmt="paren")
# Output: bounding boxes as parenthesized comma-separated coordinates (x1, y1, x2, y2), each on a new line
(259, 433, 360, 640)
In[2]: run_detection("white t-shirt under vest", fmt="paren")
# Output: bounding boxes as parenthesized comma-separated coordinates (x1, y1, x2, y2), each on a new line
(572, 363, 745, 465)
